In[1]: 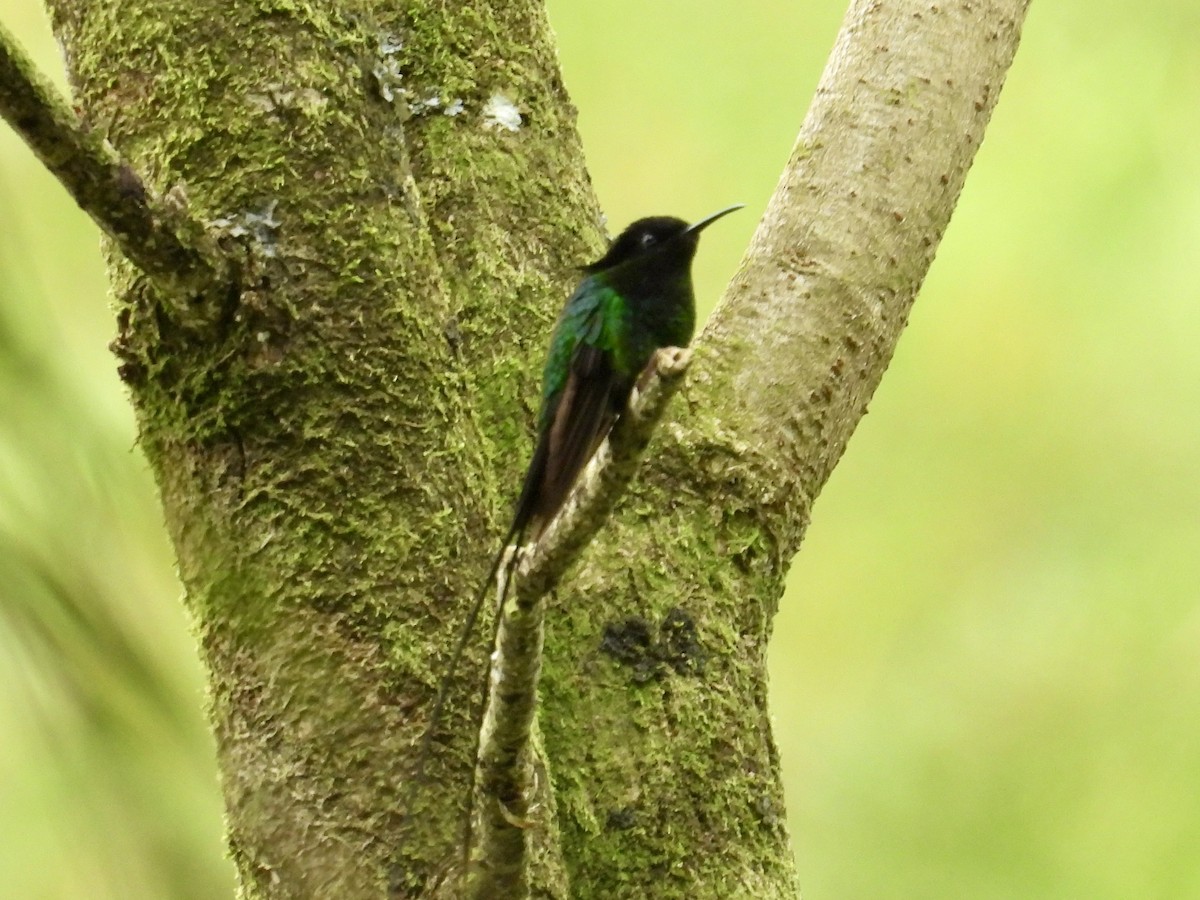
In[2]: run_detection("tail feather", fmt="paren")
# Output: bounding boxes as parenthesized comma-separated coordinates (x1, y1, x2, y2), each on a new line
(412, 517, 526, 785)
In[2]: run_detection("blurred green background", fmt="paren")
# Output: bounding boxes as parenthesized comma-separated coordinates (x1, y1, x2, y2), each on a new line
(3, 0, 1197, 896)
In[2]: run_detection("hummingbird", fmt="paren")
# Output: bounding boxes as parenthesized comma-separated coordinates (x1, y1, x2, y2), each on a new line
(417, 205, 743, 772)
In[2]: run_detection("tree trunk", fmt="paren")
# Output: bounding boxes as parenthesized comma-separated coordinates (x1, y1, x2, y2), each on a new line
(16, 0, 1031, 895)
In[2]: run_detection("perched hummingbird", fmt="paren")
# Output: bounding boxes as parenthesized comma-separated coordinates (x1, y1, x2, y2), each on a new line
(417, 205, 743, 770)
(512, 203, 743, 540)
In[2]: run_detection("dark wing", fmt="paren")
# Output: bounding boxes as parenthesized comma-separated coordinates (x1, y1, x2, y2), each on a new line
(542, 344, 621, 518)
(514, 343, 622, 536)
(513, 283, 627, 536)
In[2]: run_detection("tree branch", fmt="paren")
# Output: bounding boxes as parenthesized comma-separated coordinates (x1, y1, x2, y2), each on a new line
(532, 1, 1033, 895)
(0, 20, 233, 323)
(469, 348, 692, 898)
(700, 0, 1033, 524)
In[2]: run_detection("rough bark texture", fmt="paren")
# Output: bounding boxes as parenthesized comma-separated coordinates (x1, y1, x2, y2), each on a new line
(30, 0, 1031, 896)
(45, 0, 598, 895)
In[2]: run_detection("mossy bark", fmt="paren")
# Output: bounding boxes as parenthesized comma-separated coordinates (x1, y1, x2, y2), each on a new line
(46, 0, 595, 895)
(37, 0, 1030, 896)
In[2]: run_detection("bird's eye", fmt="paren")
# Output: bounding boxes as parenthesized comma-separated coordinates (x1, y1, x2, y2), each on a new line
(640, 232, 657, 249)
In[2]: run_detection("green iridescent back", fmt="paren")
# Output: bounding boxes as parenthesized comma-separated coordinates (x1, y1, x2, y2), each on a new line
(537, 278, 631, 429)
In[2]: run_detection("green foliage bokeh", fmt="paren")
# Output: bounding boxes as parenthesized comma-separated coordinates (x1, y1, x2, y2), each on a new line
(2, 1, 1197, 897)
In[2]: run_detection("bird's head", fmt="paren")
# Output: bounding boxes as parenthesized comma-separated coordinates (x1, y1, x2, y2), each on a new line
(582, 205, 743, 274)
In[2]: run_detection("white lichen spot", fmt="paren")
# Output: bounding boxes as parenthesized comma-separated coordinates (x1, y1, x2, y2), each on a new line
(256, 331, 270, 343)
(443, 98, 465, 116)
(379, 32, 403, 56)
(243, 200, 280, 234)
(211, 200, 281, 257)
(481, 92, 522, 132)
(408, 92, 442, 115)
(372, 58, 404, 103)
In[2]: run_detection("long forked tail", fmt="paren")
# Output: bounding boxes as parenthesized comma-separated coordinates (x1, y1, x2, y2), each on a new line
(412, 518, 527, 784)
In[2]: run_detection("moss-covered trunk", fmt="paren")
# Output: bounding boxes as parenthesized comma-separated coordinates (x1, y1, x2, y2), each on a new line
(45, 0, 601, 894)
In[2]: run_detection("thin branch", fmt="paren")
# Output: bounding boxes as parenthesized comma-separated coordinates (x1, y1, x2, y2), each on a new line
(520, 347, 694, 598)
(466, 554, 540, 900)
(468, 347, 692, 899)
(0, 21, 234, 322)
